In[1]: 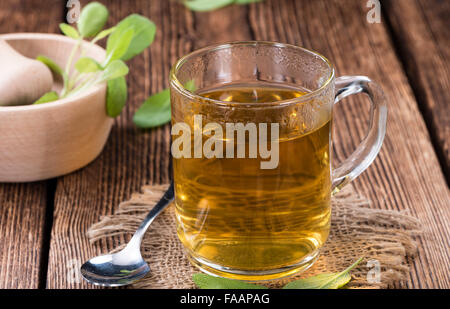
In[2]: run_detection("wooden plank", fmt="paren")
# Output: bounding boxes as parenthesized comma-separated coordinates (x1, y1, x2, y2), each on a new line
(0, 183, 48, 289)
(46, 0, 449, 288)
(383, 0, 450, 181)
(0, 0, 62, 289)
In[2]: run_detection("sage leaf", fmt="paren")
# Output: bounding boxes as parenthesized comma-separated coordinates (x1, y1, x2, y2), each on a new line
(106, 76, 127, 117)
(33, 91, 59, 104)
(36, 55, 68, 89)
(93, 27, 116, 42)
(183, 0, 235, 12)
(104, 27, 134, 65)
(36, 55, 65, 77)
(77, 1, 109, 37)
(101, 60, 129, 81)
(282, 257, 364, 289)
(75, 57, 102, 73)
(192, 274, 268, 289)
(59, 23, 79, 39)
(107, 14, 156, 61)
(133, 89, 171, 128)
(282, 273, 351, 289)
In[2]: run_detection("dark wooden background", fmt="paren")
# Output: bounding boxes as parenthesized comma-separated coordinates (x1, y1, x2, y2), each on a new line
(0, 0, 448, 289)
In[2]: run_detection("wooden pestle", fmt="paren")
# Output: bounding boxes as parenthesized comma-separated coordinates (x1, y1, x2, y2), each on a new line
(0, 38, 53, 106)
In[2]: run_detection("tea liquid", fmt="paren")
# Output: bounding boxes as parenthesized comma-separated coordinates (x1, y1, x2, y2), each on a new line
(173, 83, 332, 279)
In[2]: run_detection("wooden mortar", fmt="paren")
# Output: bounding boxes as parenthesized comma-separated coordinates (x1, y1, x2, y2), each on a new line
(0, 33, 113, 182)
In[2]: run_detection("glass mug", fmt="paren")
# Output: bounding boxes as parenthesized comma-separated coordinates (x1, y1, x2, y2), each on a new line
(169, 41, 387, 280)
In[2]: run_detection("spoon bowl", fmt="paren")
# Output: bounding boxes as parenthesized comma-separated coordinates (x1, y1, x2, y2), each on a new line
(81, 252, 150, 287)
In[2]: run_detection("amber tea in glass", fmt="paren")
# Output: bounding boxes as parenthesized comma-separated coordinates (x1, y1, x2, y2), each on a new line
(170, 42, 387, 280)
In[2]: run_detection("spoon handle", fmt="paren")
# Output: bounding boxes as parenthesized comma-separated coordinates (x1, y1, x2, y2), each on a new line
(130, 182, 175, 244)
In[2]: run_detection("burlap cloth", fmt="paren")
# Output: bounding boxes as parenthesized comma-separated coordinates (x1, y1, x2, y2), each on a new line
(87, 184, 421, 289)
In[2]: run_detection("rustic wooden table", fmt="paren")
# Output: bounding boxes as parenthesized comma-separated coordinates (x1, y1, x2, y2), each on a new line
(0, 0, 448, 289)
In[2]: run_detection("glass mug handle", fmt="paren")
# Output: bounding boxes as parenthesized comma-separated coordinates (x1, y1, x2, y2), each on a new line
(332, 76, 388, 192)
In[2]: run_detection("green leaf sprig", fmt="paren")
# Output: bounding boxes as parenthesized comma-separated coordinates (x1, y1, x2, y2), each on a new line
(133, 89, 171, 129)
(192, 257, 364, 289)
(282, 257, 364, 289)
(34, 2, 156, 119)
(182, 0, 263, 12)
(133, 80, 196, 129)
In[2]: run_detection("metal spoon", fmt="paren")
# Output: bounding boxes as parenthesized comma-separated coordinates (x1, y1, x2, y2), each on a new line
(81, 182, 175, 287)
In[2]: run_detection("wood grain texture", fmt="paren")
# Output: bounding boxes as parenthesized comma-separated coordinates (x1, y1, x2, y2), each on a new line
(383, 0, 450, 180)
(0, 183, 48, 289)
(0, 0, 62, 289)
(42, 0, 450, 289)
